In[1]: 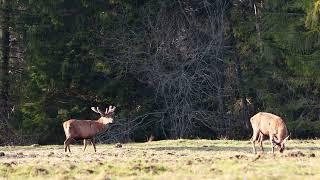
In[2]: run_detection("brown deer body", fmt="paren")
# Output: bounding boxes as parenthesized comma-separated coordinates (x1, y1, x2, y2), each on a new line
(250, 112, 289, 154)
(63, 106, 116, 152)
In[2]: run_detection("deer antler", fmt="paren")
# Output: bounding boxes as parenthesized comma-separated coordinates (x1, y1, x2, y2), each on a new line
(91, 107, 99, 113)
(91, 107, 104, 116)
(96, 107, 105, 115)
(105, 106, 116, 116)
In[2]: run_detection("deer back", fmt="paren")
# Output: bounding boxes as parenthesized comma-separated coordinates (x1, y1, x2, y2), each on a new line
(64, 120, 105, 139)
(251, 112, 288, 141)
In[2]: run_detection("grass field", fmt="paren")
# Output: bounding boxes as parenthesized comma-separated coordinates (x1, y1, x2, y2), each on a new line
(0, 139, 319, 180)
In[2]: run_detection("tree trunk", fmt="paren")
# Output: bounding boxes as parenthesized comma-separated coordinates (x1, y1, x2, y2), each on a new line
(0, 0, 12, 140)
(217, 61, 226, 136)
(235, 55, 250, 129)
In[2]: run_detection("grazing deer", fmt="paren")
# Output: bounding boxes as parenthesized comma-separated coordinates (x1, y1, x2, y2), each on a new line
(250, 112, 290, 154)
(63, 106, 116, 152)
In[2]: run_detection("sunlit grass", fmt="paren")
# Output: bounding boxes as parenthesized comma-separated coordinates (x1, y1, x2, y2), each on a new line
(0, 139, 319, 179)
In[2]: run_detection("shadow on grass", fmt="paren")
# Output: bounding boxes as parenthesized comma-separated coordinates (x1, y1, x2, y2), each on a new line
(288, 146, 320, 150)
(149, 146, 252, 152)
(149, 145, 320, 152)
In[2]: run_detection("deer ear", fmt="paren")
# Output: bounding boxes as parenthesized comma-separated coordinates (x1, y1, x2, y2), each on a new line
(272, 138, 278, 144)
(272, 138, 277, 144)
(272, 137, 281, 146)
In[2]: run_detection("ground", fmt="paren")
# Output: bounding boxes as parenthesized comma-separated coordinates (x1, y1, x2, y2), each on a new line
(0, 139, 319, 179)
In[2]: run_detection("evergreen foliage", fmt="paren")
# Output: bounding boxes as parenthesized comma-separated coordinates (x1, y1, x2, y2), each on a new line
(0, 0, 319, 144)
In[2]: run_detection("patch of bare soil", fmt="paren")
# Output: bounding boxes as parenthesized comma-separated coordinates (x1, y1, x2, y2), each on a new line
(286, 151, 305, 157)
(2, 162, 12, 168)
(28, 154, 37, 158)
(150, 158, 159, 163)
(79, 169, 95, 174)
(284, 152, 316, 158)
(210, 168, 223, 174)
(31, 168, 49, 176)
(115, 143, 122, 148)
(143, 165, 158, 174)
(229, 154, 248, 160)
(47, 152, 54, 157)
(251, 154, 261, 162)
(131, 163, 165, 174)
(308, 153, 316, 157)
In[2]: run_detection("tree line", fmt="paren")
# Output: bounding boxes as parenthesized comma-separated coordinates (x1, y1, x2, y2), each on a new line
(0, 0, 319, 145)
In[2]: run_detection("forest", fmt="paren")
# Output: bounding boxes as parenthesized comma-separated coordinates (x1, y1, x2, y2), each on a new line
(0, 0, 319, 145)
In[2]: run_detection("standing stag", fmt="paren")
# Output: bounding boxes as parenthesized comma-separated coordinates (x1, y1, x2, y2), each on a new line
(250, 112, 290, 154)
(63, 106, 116, 152)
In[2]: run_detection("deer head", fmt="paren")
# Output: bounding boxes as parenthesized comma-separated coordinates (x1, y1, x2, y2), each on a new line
(91, 106, 116, 124)
(279, 134, 290, 153)
(272, 134, 290, 153)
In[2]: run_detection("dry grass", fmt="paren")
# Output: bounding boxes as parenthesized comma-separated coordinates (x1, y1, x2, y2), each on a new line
(0, 139, 320, 179)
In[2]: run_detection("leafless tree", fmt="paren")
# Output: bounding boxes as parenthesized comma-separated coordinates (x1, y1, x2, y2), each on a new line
(104, 0, 234, 139)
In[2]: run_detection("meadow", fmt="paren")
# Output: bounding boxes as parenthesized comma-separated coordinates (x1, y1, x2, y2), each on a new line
(0, 139, 319, 180)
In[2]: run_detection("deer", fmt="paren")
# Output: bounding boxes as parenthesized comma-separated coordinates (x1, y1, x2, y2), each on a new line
(63, 106, 116, 152)
(250, 112, 290, 154)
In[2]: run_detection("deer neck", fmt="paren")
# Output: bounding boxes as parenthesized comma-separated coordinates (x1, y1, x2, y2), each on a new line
(274, 129, 288, 144)
(97, 117, 113, 125)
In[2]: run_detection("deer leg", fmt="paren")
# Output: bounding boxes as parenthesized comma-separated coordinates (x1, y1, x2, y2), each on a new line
(269, 134, 275, 154)
(83, 139, 89, 152)
(68, 138, 75, 152)
(251, 130, 259, 154)
(67, 139, 72, 153)
(64, 139, 68, 152)
(259, 133, 264, 152)
(91, 138, 97, 152)
(64, 138, 72, 153)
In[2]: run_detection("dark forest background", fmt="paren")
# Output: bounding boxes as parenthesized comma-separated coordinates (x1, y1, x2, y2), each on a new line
(0, 0, 319, 145)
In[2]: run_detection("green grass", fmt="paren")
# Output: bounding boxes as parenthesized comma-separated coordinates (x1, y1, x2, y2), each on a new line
(0, 139, 320, 179)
